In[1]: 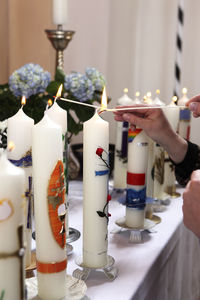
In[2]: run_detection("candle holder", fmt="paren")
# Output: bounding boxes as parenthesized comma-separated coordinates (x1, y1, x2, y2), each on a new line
(45, 25, 75, 71)
(115, 217, 157, 243)
(73, 255, 118, 281)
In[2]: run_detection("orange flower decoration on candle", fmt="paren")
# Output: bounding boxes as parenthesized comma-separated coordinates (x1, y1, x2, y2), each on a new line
(48, 160, 66, 249)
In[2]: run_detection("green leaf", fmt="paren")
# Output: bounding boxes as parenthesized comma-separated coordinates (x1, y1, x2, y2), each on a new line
(55, 67, 66, 83)
(46, 81, 60, 96)
(67, 113, 83, 136)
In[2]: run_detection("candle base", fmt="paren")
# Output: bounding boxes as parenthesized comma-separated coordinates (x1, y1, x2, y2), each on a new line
(115, 217, 157, 243)
(73, 255, 118, 281)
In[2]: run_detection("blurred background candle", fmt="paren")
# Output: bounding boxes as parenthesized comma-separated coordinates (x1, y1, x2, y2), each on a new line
(153, 89, 165, 106)
(7, 96, 34, 268)
(83, 88, 109, 268)
(0, 147, 25, 300)
(52, 0, 68, 25)
(178, 87, 191, 140)
(32, 113, 67, 299)
(113, 88, 134, 190)
(125, 129, 149, 228)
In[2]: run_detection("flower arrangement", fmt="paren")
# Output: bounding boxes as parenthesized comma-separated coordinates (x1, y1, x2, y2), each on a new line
(0, 63, 109, 144)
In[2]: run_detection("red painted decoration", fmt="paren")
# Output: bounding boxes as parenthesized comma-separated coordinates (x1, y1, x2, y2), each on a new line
(127, 172, 145, 186)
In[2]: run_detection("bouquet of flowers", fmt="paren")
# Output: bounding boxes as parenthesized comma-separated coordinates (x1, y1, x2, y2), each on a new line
(0, 63, 109, 144)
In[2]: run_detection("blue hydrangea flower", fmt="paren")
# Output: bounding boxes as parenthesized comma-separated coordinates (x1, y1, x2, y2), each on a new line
(9, 63, 51, 98)
(64, 72, 94, 102)
(85, 67, 105, 92)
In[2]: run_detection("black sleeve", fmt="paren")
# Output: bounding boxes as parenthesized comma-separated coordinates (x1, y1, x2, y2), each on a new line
(172, 141, 200, 186)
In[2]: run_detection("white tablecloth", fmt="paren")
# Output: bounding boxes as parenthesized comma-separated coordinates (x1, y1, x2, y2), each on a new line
(66, 181, 200, 300)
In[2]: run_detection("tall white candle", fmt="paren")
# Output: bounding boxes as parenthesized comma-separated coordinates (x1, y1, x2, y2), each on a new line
(47, 100, 69, 238)
(32, 114, 67, 300)
(177, 88, 191, 140)
(7, 106, 34, 267)
(113, 89, 134, 189)
(125, 129, 149, 228)
(0, 150, 25, 300)
(83, 111, 109, 268)
(163, 97, 180, 195)
(53, 0, 68, 25)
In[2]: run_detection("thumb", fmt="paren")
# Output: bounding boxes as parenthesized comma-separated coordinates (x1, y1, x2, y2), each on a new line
(190, 170, 200, 181)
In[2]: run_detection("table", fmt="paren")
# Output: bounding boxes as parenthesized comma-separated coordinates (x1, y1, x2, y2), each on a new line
(66, 181, 200, 300)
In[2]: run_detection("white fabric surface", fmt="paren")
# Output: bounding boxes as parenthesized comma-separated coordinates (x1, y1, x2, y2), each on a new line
(66, 181, 200, 300)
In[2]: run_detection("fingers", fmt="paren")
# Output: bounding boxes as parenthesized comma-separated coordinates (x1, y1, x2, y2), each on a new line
(186, 94, 200, 117)
(190, 170, 200, 181)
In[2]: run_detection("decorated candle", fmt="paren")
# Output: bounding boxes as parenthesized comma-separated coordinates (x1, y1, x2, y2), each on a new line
(32, 113, 67, 299)
(0, 149, 25, 300)
(7, 98, 34, 267)
(113, 89, 134, 189)
(53, 0, 68, 25)
(125, 129, 149, 228)
(83, 88, 109, 268)
(47, 88, 69, 236)
(151, 95, 166, 200)
(177, 88, 191, 140)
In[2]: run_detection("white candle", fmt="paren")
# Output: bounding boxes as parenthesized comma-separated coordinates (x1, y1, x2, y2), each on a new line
(163, 98, 180, 195)
(32, 114, 67, 299)
(125, 129, 149, 228)
(53, 0, 68, 25)
(47, 100, 69, 238)
(0, 150, 25, 300)
(7, 106, 34, 267)
(177, 88, 191, 140)
(113, 89, 134, 189)
(83, 111, 109, 268)
(153, 89, 165, 106)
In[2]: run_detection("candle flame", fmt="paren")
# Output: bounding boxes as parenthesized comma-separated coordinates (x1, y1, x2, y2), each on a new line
(100, 86, 107, 111)
(21, 96, 26, 106)
(156, 89, 160, 95)
(135, 91, 140, 97)
(48, 99, 53, 107)
(123, 88, 128, 94)
(143, 95, 147, 102)
(56, 84, 63, 98)
(182, 87, 187, 95)
(172, 96, 177, 104)
(7, 141, 15, 152)
(147, 92, 152, 98)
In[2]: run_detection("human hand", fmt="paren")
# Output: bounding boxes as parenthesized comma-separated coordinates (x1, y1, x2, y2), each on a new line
(114, 105, 173, 145)
(186, 94, 200, 117)
(113, 105, 188, 164)
(182, 170, 200, 237)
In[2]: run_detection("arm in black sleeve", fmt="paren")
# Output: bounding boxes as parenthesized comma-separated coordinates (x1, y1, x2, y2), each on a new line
(172, 141, 200, 186)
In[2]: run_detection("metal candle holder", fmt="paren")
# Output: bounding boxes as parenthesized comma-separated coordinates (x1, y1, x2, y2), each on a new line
(45, 25, 75, 71)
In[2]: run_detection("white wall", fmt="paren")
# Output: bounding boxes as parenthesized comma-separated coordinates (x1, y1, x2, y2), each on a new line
(64, 0, 200, 146)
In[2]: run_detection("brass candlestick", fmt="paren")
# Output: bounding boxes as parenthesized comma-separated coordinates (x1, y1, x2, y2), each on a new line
(45, 25, 75, 71)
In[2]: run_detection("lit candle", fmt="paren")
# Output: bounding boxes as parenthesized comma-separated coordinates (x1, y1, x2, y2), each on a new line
(153, 89, 165, 106)
(53, 0, 68, 25)
(177, 87, 191, 140)
(47, 85, 69, 238)
(83, 88, 109, 268)
(7, 96, 34, 268)
(0, 147, 25, 300)
(113, 88, 134, 189)
(32, 114, 67, 299)
(125, 129, 149, 228)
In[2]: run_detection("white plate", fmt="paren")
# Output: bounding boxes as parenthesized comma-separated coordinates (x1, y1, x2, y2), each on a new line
(26, 274, 87, 300)
(115, 217, 156, 231)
